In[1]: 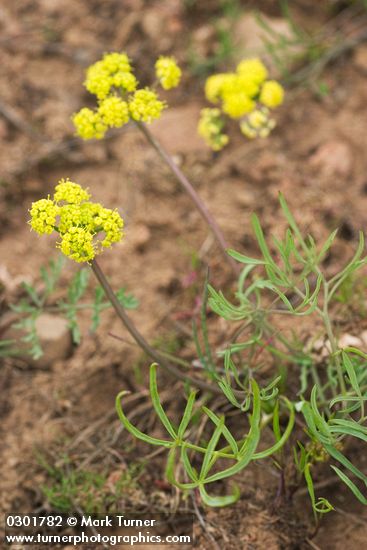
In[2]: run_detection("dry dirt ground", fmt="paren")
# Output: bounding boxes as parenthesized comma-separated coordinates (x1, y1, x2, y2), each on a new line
(1, 1, 367, 549)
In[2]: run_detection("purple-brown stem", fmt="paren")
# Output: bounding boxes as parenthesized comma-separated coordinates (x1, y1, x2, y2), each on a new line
(135, 121, 239, 274)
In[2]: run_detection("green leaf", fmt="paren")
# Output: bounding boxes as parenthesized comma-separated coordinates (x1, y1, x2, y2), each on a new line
(202, 407, 238, 455)
(115, 390, 172, 448)
(199, 483, 240, 507)
(68, 268, 89, 303)
(115, 288, 139, 309)
(181, 446, 200, 483)
(149, 364, 177, 440)
(200, 417, 224, 480)
(304, 463, 334, 516)
(165, 447, 198, 490)
(177, 391, 197, 440)
(324, 444, 367, 485)
(342, 351, 362, 397)
(253, 397, 295, 459)
(41, 255, 65, 297)
(331, 466, 367, 505)
(227, 249, 266, 265)
(22, 282, 41, 307)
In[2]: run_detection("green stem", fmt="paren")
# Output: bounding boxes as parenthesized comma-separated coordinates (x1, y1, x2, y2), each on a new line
(135, 121, 238, 274)
(322, 282, 346, 396)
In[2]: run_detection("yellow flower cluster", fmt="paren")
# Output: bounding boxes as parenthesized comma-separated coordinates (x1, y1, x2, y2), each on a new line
(73, 52, 181, 140)
(98, 96, 129, 127)
(29, 198, 59, 235)
(72, 108, 107, 140)
(200, 58, 284, 149)
(29, 179, 124, 263)
(54, 178, 90, 204)
(198, 108, 229, 151)
(259, 80, 284, 108)
(240, 107, 276, 139)
(155, 56, 181, 90)
(85, 52, 134, 99)
(129, 89, 166, 123)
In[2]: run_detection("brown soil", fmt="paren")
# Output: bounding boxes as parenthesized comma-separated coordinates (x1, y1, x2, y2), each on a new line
(1, 1, 367, 549)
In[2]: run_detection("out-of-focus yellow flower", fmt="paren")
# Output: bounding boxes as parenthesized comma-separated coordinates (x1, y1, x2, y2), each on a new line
(198, 108, 229, 151)
(222, 92, 255, 119)
(205, 73, 231, 104)
(240, 107, 276, 139)
(29, 180, 124, 263)
(129, 88, 166, 123)
(259, 80, 284, 108)
(236, 58, 268, 85)
(98, 96, 129, 128)
(29, 198, 59, 235)
(155, 56, 181, 90)
(101, 52, 131, 74)
(72, 108, 107, 140)
(199, 58, 283, 148)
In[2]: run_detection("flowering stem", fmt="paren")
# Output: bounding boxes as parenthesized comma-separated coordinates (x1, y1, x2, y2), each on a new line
(135, 121, 238, 274)
(91, 258, 238, 395)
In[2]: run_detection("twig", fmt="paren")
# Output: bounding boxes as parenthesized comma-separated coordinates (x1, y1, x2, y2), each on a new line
(0, 98, 45, 140)
(191, 493, 220, 550)
(305, 538, 322, 550)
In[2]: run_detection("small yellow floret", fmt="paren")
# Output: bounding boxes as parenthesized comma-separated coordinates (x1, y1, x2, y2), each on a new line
(101, 52, 131, 74)
(29, 199, 59, 235)
(58, 227, 96, 263)
(236, 58, 268, 85)
(259, 80, 284, 108)
(94, 207, 124, 247)
(72, 107, 107, 140)
(112, 71, 138, 92)
(54, 179, 90, 205)
(98, 96, 129, 128)
(85, 61, 113, 100)
(155, 56, 181, 90)
(198, 108, 229, 151)
(129, 88, 166, 123)
(84, 53, 133, 99)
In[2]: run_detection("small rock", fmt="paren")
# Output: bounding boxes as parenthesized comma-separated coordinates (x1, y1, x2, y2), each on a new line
(192, 24, 216, 57)
(360, 330, 367, 347)
(237, 189, 255, 207)
(141, 9, 163, 40)
(309, 140, 352, 177)
(128, 223, 151, 251)
(338, 333, 363, 349)
(234, 13, 302, 73)
(150, 103, 208, 154)
(312, 338, 332, 359)
(353, 45, 367, 74)
(5, 313, 72, 368)
(34, 314, 73, 367)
